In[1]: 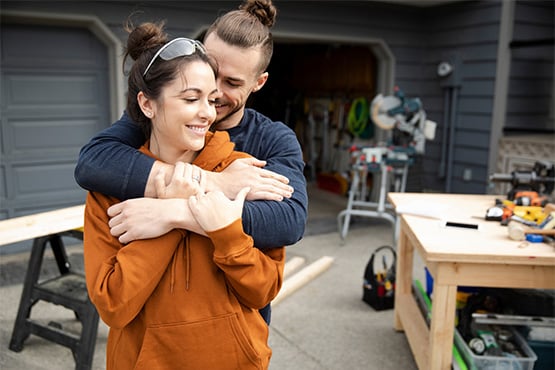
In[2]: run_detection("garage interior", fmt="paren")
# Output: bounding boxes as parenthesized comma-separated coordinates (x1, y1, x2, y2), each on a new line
(248, 41, 379, 190)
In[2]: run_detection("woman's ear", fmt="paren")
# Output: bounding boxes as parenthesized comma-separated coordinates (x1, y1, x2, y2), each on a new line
(137, 91, 154, 118)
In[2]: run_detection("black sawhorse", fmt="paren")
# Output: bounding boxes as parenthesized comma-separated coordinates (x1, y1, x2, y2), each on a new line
(9, 230, 99, 370)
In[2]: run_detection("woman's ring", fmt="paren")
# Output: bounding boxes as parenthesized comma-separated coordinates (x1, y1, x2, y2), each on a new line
(192, 175, 201, 183)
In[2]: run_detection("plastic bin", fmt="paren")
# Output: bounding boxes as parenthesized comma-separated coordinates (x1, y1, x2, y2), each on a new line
(454, 326, 537, 370)
(527, 340, 554, 370)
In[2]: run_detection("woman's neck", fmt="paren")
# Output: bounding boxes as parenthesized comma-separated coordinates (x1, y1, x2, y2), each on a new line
(149, 135, 198, 164)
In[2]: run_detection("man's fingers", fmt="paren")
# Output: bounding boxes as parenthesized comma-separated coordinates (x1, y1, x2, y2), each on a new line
(198, 168, 207, 194)
(174, 162, 186, 181)
(107, 203, 122, 217)
(109, 222, 124, 237)
(154, 171, 166, 198)
(235, 187, 251, 203)
(118, 233, 131, 245)
(248, 158, 267, 168)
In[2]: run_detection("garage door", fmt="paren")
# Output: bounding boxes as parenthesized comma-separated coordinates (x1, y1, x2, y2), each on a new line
(1, 23, 110, 222)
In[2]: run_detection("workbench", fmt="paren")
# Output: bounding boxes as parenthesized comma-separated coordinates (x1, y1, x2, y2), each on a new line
(388, 193, 555, 370)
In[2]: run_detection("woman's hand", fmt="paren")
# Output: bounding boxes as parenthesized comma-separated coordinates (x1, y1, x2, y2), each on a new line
(188, 187, 250, 232)
(155, 161, 205, 199)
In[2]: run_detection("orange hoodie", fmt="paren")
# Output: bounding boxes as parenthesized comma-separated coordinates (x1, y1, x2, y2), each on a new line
(84, 131, 285, 370)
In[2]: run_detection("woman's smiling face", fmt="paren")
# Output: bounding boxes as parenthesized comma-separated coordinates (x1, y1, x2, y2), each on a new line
(148, 60, 220, 162)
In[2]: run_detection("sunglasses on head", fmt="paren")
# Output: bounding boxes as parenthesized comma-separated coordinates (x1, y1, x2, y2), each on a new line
(143, 37, 206, 77)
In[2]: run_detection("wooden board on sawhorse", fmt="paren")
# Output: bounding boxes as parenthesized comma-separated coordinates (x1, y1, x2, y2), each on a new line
(1, 205, 99, 370)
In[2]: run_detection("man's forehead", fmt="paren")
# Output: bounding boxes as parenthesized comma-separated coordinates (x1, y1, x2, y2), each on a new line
(204, 34, 260, 81)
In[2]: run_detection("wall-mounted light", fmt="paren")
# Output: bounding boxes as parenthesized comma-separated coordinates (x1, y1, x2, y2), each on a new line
(437, 61, 453, 77)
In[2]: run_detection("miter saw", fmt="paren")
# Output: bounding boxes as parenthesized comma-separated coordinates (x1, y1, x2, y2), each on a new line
(337, 87, 436, 241)
(370, 86, 436, 154)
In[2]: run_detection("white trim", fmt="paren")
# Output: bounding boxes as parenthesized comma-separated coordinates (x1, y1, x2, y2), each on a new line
(1, 10, 125, 122)
(488, 1, 514, 193)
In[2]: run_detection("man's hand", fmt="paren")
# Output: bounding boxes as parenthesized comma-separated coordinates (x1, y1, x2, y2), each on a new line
(207, 158, 293, 201)
(155, 162, 205, 199)
(189, 187, 250, 232)
(107, 198, 196, 244)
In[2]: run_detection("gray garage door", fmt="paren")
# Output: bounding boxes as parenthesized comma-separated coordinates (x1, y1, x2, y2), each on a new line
(1, 22, 110, 223)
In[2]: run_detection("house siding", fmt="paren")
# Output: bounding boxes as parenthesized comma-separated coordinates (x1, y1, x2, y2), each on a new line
(507, 0, 554, 132)
(421, 1, 503, 193)
(2, 0, 552, 196)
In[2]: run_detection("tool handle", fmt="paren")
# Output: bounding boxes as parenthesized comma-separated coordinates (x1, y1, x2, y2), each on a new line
(522, 228, 555, 236)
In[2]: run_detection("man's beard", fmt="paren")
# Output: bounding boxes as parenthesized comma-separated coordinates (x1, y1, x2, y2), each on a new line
(214, 103, 243, 129)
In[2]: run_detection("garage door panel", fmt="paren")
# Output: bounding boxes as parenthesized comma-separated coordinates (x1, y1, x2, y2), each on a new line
(0, 165, 6, 198)
(1, 22, 110, 222)
(3, 24, 107, 69)
(13, 161, 82, 195)
(5, 73, 101, 106)
(5, 117, 101, 157)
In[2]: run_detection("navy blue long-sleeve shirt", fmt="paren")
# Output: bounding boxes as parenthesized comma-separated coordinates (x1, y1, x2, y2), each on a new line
(74, 109, 308, 249)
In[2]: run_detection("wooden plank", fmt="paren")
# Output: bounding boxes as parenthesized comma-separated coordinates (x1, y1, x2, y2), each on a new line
(435, 262, 555, 290)
(429, 283, 458, 370)
(396, 294, 430, 370)
(0, 205, 85, 247)
(394, 226, 414, 331)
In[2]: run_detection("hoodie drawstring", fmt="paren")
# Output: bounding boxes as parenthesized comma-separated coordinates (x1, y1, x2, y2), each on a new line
(185, 235, 190, 291)
(170, 231, 190, 293)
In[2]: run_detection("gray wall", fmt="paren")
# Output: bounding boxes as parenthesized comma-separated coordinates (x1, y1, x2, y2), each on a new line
(423, 1, 504, 193)
(507, 0, 554, 132)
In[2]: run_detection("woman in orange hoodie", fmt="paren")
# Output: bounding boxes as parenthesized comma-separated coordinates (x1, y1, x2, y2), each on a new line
(83, 20, 284, 370)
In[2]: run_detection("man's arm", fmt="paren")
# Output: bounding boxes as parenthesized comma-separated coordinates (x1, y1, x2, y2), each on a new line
(74, 112, 301, 246)
(74, 112, 152, 200)
(239, 126, 308, 248)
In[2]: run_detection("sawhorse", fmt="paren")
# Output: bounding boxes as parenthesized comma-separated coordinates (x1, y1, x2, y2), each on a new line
(1, 205, 99, 370)
(337, 147, 411, 243)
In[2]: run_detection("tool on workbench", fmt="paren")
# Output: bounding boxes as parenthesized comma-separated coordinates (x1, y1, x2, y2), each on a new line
(487, 161, 555, 233)
(507, 220, 555, 241)
(489, 160, 555, 203)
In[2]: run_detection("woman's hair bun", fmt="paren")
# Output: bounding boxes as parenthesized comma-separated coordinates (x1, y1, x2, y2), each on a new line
(124, 20, 169, 61)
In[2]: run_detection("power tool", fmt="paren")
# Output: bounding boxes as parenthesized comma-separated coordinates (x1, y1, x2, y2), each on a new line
(487, 161, 554, 224)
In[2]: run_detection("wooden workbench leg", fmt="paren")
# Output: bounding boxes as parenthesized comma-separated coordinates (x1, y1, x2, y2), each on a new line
(428, 282, 457, 370)
(394, 219, 413, 331)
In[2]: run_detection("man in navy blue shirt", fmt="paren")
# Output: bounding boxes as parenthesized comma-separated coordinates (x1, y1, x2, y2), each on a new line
(74, 0, 307, 324)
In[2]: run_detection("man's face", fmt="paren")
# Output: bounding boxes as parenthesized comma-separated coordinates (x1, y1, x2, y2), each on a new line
(204, 33, 268, 130)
